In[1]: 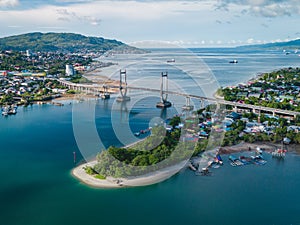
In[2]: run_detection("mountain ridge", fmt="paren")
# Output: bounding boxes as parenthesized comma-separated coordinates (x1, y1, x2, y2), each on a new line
(237, 39, 300, 50)
(0, 32, 139, 53)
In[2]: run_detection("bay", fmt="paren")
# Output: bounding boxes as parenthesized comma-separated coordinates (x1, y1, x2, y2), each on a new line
(1, 48, 300, 225)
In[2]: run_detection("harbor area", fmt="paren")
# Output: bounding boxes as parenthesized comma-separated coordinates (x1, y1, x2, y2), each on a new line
(189, 142, 289, 176)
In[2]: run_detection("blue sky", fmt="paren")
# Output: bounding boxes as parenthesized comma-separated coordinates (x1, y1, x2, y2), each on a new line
(0, 0, 299, 47)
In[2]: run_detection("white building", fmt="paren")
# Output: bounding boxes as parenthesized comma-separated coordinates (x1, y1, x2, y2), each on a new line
(65, 64, 75, 76)
(26, 50, 31, 57)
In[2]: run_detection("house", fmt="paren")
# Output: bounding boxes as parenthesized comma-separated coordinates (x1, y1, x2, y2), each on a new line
(248, 93, 261, 98)
(226, 112, 241, 120)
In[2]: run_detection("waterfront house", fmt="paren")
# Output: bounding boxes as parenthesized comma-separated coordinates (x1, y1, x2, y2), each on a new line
(248, 93, 261, 98)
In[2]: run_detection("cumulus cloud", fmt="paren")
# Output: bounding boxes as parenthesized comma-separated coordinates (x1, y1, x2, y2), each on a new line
(0, 0, 19, 8)
(56, 8, 101, 26)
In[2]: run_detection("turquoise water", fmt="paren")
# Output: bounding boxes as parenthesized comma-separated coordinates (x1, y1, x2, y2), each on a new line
(1, 101, 300, 225)
(1, 49, 300, 225)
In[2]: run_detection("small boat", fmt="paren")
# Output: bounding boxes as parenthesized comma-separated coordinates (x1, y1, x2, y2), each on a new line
(239, 156, 253, 165)
(208, 161, 220, 169)
(251, 155, 267, 165)
(256, 147, 263, 155)
(188, 163, 197, 171)
(167, 59, 175, 63)
(195, 167, 211, 176)
(229, 155, 244, 166)
(52, 102, 64, 106)
(2, 111, 8, 116)
(216, 154, 223, 162)
(229, 60, 238, 64)
(7, 105, 17, 115)
(2, 106, 10, 116)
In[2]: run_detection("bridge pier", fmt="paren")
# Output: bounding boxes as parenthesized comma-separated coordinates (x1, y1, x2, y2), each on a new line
(182, 96, 194, 111)
(117, 70, 130, 102)
(199, 99, 205, 109)
(101, 85, 110, 99)
(156, 72, 172, 108)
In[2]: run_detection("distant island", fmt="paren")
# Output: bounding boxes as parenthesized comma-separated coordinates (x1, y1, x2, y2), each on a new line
(236, 38, 300, 52)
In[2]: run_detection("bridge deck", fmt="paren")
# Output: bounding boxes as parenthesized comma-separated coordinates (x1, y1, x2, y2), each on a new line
(59, 80, 300, 117)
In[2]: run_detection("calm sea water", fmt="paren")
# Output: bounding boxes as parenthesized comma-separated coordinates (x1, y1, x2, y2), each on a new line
(1, 48, 300, 225)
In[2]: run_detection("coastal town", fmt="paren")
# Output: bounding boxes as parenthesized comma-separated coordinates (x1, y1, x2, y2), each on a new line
(219, 67, 300, 112)
(0, 48, 98, 113)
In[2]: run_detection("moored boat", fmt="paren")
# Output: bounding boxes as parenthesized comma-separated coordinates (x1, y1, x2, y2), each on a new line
(239, 155, 253, 165)
(195, 167, 211, 176)
(2, 111, 8, 116)
(251, 155, 267, 165)
(2, 105, 17, 116)
(229, 155, 244, 166)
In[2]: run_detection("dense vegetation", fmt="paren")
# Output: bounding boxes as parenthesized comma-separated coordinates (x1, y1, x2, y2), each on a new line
(0, 32, 126, 53)
(88, 117, 199, 178)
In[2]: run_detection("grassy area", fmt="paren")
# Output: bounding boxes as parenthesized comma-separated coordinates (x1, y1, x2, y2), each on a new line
(94, 174, 106, 180)
(70, 75, 92, 84)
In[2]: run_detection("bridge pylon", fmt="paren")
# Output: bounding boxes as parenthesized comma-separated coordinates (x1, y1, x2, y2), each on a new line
(199, 99, 205, 109)
(101, 85, 110, 99)
(117, 70, 130, 102)
(156, 72, 172, 108)
(182, 96, 194, 111)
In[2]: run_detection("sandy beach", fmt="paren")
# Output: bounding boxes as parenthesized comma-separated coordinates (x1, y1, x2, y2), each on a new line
(72, 141, 285, 188)
(72, 160, 188, 188)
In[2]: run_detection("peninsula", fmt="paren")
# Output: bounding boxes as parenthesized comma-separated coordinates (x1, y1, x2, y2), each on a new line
(72, 116, 204, 188)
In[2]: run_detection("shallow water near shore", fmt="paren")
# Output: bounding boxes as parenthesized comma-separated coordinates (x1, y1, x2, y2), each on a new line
(1, 48, 300, 225)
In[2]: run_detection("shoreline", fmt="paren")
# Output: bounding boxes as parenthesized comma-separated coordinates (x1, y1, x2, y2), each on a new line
(219, 141, 279, 154)
(72, 137, 189, 189)
(72, 160, 188, 188)
(72, 140, 295, 189)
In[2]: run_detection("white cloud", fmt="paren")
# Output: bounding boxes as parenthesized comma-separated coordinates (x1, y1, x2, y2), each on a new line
(0, 0, 299, 47)
(0, 0, 19, 8)
(246, 38, 255, 44)
(56, 8, 101, 26)
(215, 0, 300, 17)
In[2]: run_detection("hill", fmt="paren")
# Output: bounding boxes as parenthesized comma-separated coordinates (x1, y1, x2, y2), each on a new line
(0, 32, 142, 53)
(237, 39, 300, 51)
